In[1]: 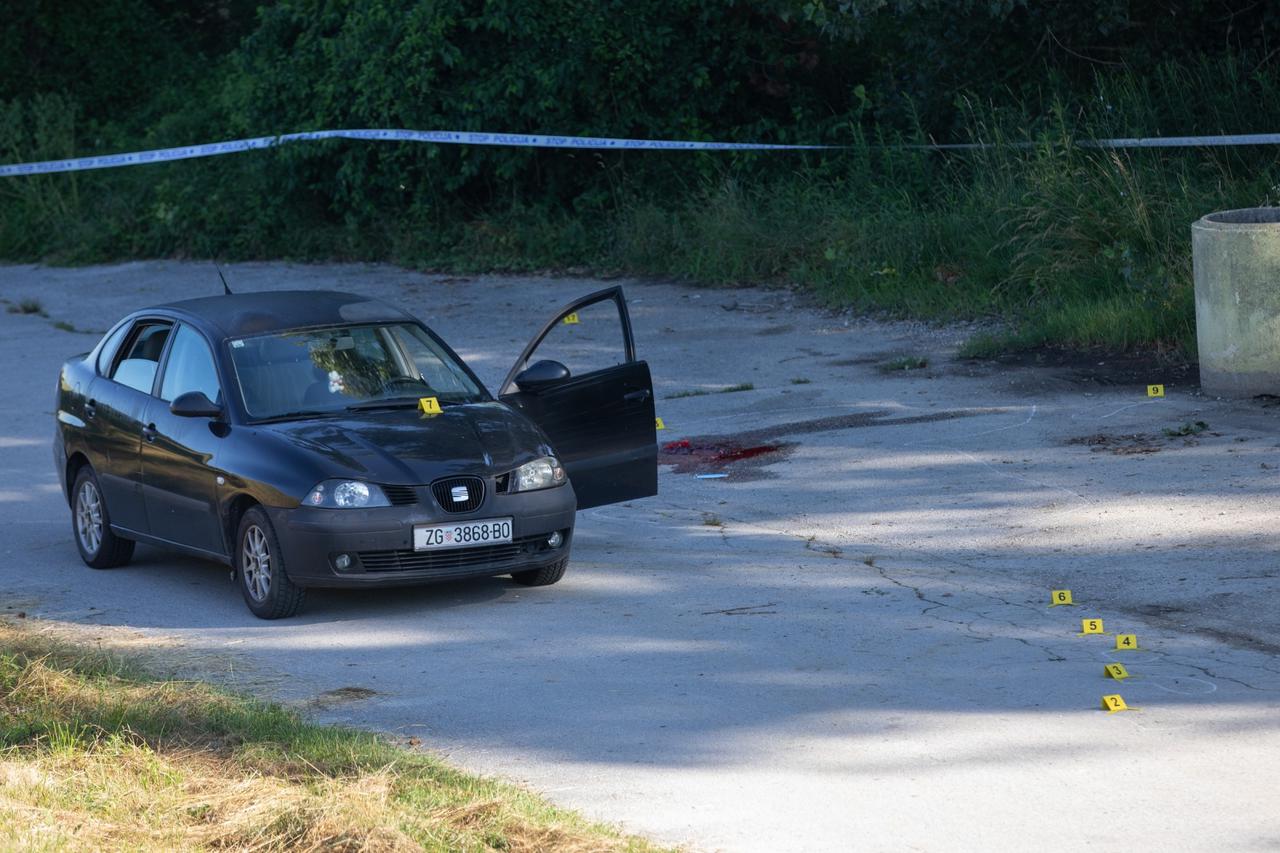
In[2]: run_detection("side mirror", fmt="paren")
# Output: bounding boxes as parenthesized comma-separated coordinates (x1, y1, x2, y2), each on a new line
(170, 390, 223, 419)
(513, 359, 570, 392)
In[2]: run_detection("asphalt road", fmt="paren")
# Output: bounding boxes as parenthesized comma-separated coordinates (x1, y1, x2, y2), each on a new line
(3, 261, 1279, 852)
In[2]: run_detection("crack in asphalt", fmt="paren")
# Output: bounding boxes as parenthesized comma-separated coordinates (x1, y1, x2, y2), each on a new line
(872, 562, 1071, 663)
(643, 503, 1280, 691)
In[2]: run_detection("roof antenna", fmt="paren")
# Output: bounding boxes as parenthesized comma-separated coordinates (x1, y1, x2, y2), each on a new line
(214, 261, 233, 295)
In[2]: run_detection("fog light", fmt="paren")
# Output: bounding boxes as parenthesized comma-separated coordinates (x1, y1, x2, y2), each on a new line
(334, 553, 352, 570)
(546, 531, 563, 549)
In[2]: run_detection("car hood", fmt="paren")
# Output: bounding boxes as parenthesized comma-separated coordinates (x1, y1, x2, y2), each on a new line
(259, 401, 551, 484)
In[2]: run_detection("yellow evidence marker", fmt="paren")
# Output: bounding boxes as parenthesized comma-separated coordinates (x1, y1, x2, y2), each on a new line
(1050, 589, 1074, 607)
(418, 396, 442, 415)
(562, 312, 581, 325)
(1147, 384, 1165, 397)
(1114, 633, 1139, 651)
(1104, 663, 1130, 681)
(1101, 694, 1135, 713)
(1079, 618, 1106, 636)
(655, 417, 667, 430)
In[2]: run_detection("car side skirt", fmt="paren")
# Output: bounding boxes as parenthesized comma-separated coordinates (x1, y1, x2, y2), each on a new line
(109, 524, 232, 566)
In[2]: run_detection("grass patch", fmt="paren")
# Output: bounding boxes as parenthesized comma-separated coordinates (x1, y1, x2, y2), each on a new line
(51, 320, 76, 332)
(665, 382, 754, 399)
(7, 298, 46, 316)
(0, 620, 664, 852)
(877, 356, 929, 373)
(958, 333, 1019, 360)
(789, 378, 811, 385)
(1163, 420, 1208, 437)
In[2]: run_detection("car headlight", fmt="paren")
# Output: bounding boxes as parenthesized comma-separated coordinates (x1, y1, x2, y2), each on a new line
(508, 456, 567, 493)
(303, 479, 391, 509)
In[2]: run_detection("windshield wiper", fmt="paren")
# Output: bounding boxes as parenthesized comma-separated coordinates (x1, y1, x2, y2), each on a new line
(346, 396, 426, 411)
(253, 409, 342, 424)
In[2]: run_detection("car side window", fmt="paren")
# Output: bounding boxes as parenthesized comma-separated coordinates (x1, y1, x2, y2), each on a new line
(95, 322, 131, 376)
(110, 321, 173, 394)
(159, 324, 222, 403)
(516, 298, 628, 380)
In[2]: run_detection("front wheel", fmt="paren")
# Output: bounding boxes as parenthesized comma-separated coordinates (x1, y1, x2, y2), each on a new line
(236, 507, 305, 619)
(71, 467, 134, 569)
(511, 557, 568, 587)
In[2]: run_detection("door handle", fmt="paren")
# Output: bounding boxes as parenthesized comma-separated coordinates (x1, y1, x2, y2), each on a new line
(623, 389, 651, 404)
(84, 400, 97, 420)
(142, 423, 158, 443)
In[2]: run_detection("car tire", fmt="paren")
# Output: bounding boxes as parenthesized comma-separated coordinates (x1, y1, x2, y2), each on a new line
(71, 466, 135, 569)
(236, 507, 305, 619)
(511, 556, 568, 587)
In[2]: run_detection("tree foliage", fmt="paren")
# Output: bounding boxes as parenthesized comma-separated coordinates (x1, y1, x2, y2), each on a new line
(213, 1, 1280, 213)
(5, 0, 1280, 285)
(222, 0, 853, 216)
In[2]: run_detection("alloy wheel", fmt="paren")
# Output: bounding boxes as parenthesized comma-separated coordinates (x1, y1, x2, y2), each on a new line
(75, 480, 103, 555)
(241, 524, 272, 602)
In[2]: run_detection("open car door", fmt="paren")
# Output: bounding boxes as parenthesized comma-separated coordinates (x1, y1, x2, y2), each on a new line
(499, 287, 657, 510)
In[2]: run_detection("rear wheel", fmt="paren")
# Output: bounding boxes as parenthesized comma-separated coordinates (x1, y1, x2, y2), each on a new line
(236, 507, 305, 619)
(511, 557, 568, 587)
(71, 467, 134, 569)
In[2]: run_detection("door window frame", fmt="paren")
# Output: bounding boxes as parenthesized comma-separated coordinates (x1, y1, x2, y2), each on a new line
(499, 286, 637, 395)
(155, 321, 223, 404)
(95, 320, 133, 376)
(107, 318, 176, 397)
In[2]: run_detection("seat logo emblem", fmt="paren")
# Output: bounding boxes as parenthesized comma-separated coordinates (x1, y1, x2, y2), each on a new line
(451, 485, 469, 503)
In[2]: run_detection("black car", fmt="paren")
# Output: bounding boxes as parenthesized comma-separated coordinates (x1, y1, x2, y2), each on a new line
(53, 286, 657, 618)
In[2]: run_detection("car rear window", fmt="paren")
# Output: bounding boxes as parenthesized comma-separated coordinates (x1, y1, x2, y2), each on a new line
(228, 323, 486, 420)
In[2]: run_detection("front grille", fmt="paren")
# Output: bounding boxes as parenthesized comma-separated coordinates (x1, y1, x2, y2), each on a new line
(380, 484, 419, 506)
(358, 534, 547, 573)
(430, 476, 485, 513)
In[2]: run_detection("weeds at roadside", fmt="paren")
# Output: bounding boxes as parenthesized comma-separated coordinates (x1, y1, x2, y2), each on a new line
(958, 333, 1022, 359)
(877, 356, 929, 373)
(7, 298, 45, 316)
(1163, 420, 1208, 437)
(702, 513, 724, 527)
(666, 382, 754, 399)
(789, 378, 812, 385)
(51, 320, 76, 332)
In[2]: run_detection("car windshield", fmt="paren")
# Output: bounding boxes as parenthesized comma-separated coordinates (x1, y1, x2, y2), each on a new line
(228, 323, 487, 420)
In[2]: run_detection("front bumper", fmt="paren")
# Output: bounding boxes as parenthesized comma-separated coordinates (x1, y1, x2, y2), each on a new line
(267, 483, 576, 588)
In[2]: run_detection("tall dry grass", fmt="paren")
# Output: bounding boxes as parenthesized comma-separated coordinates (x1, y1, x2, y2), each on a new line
(0, 622, 662, 853)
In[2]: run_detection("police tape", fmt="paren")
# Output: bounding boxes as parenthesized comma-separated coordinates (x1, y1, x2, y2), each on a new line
(5, 127, 1280, 178)
(0, 128, 833, 177)
(920, 132, 1280, 150)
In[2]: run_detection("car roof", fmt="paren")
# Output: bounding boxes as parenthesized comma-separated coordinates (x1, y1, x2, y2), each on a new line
(152, 290, 413, 338)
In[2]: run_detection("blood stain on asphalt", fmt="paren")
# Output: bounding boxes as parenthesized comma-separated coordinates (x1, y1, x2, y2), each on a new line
(658, 408, 996, 479)
(659, 438, 793, 479)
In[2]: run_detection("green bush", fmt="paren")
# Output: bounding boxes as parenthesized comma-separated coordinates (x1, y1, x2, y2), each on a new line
(5, 2, 1280, 354)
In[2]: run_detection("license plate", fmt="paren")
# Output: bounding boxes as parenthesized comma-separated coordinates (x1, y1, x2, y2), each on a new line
(413, 517, 513, 551)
